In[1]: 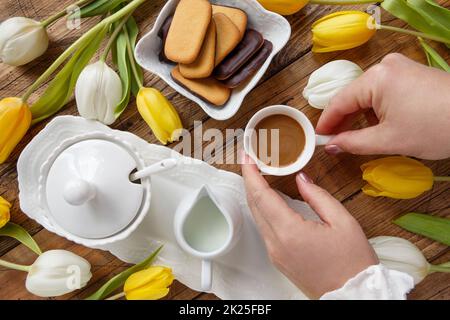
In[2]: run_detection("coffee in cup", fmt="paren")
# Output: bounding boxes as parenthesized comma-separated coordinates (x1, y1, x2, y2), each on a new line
(254, 114, 306, 167)
(244, 105, 333, 176)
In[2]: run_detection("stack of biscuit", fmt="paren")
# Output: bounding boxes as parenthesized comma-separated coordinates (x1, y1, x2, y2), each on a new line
(158, 0, 273, 107)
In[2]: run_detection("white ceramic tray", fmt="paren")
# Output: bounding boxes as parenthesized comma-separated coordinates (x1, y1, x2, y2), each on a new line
(18, 116, 321, 300)
(135, 0, 291, 121)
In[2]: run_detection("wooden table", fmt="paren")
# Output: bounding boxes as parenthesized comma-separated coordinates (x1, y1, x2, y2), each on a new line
(1, 0, 449, 300)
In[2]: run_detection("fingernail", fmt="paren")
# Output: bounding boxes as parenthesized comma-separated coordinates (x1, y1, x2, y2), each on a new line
(297, 171, 313, 184)
(325, 144, 343, 155)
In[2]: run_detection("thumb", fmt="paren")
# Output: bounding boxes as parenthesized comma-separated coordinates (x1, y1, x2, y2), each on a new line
(296, 172, 352, 225)
(325, 124, 393, 156)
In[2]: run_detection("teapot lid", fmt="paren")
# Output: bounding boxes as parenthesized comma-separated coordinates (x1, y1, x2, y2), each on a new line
(42, 137, 145, 239)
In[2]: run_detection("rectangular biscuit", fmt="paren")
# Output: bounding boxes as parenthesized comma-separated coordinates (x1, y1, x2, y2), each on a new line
(172, 66, 231, 106)
(179, 20, 216, 79)
(212, 5, 247, 40)
(165, 0, 212, 64)
(213, 13, 241, 66)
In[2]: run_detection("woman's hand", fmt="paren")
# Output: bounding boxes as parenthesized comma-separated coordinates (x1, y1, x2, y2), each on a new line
(241, 153, 378, 299)
(317, 53, 450, 160)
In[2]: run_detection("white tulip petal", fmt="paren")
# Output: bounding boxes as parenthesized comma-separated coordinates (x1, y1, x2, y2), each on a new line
(303, 60, 363, 109)
(370, 236, 429, 285)
(75, 61, 122, 125)
(0, 17, 49, 66)
(25, 250, 92, 297)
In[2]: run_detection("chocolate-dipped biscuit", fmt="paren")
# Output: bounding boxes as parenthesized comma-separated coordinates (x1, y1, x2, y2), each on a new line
(214, 29, 264, 80)
(158, 15, 174, 63)
(171, 66, 231, 107)
(222, 40, 273, 89)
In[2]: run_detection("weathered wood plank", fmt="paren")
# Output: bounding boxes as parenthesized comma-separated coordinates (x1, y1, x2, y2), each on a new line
(0, 0, 449, 300)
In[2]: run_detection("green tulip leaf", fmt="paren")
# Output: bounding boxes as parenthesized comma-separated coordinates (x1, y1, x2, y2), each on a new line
(382, 0, 450, 44)
(394, 213, 450, 246)
(126, 17, 143, 97)
(419, 38, 450, 72)
(113, 26, 132, 117)
(112, 15, 143, 118)
(30, 26, 108, 124)
(408, 0, 450, 30)
(0, 222, 42, 255)
(76, 0, 129, 18)
(85, 245, 163, 300)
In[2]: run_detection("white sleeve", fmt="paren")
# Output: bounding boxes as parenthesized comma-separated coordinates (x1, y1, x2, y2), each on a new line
(320, 264, 415, 300)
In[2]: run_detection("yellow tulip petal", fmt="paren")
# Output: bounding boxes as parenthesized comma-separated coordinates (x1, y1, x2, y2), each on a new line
(137, 88, 183, 145)
(0, 196, 11, 229)
(0, 97, 31, 164)
(126, 287, 170, 300)
(124, 266, 172, 292)
(361, 156, 434, 199)
(257, 0, 308, 15)
(311, 11, 376, 53)
(123, 266, 174, 301)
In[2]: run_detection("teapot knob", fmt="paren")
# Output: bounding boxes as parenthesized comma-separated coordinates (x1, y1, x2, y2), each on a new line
(63, 179, 96, 206)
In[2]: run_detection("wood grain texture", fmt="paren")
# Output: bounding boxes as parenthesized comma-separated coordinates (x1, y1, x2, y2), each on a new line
(0, 0, 449, 300)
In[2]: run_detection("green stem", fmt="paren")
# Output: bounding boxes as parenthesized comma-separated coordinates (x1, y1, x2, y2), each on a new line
(106, 292, 126, 300)
(310, 0, 382, 4)
(22, 0, 147, 103)
(378, 24, 450, 45)
(438, 262, 450, 268)
(434, 176, 450, 182)
(429, 264, 450, 273)
(124, 26, 143, 88)
(100, 13, 133, 62)
(0, 259, 31, 272)
(41, 0, 95, 28)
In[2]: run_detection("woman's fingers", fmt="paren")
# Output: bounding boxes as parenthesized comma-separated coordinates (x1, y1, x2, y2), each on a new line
(241, 153, 304, 238)
(316, 67, 377, 135)
(295, 172, 353, 226)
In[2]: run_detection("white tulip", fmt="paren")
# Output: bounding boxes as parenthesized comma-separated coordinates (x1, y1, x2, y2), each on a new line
(0, 17, 49, 66)
(370, 236, 431, 285)
(303, 60, 363, 109)
(25, 250, 92, 297)
(75, 61, 122, 125)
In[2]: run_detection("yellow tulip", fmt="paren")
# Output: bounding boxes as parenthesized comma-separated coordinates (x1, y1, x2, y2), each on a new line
(361, 156, 434, 199)
(124, 266, 174, 300)
(0, 97, 32, 164)
(311, 11, 376, 53)
(137, 88, 183, 145)
(0, 196, 11, 229)
(257, 0, 309, 15)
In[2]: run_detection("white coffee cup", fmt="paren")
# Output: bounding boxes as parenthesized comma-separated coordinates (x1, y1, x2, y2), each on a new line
(174, 185, 242, 292)
(244, 105, 334, 176)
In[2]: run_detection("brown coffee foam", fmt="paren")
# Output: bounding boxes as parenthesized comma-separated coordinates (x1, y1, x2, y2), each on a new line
(254, 114, 305, 167)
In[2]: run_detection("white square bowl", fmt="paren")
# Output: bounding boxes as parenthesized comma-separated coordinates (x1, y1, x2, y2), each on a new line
(135, 0, 291, 121)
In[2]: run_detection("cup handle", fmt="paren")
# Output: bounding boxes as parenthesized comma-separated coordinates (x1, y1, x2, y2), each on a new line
(315, 134, 335, 146)
(201, 259, 212, 292)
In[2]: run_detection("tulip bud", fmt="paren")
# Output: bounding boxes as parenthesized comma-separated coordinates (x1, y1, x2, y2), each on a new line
(124, 266, 174, 300)
(0, 97, 32, 164)
(311, 11, 376, 53)
(0, 17, 49, 66)
(257, 0, 309, 15)
(0, 196, 11, 229)
(25, 250, 92, 297)
(137, 87, 183, 145)
(75, 61, 123, 125)
(370, 236, 432, 284)
(361, 156, 434, 199)
(303, 60, 363, 109)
